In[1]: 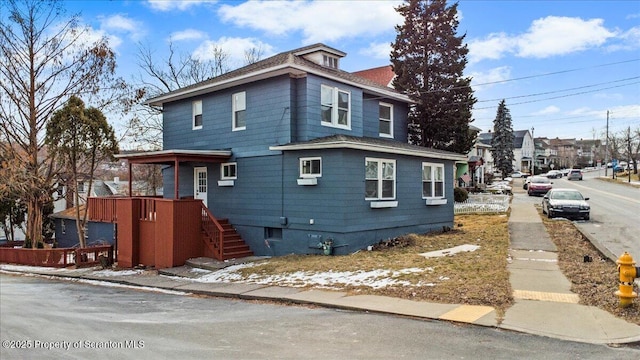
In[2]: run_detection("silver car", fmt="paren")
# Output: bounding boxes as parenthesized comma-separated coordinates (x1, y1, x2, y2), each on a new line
(567, 169, 583, 180)
(542, 188, 590, 220)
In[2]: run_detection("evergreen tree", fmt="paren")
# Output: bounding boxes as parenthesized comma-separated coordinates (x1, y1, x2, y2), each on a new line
(491, 100, 515, 176)
(391, 0, 476, 154)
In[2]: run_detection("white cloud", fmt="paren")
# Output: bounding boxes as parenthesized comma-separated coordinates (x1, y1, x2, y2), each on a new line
(469, 66, 512, 90)
(192, 37, 275, 66)
(517, 16, 615, 58)
(607, 25, 640, 51)
(218, 0, 402, 44)
(531, 105, 561, 116)
(359, 42, 392, 60)
(146, 0, 212, 12)
(169, 29, 207, 42)
(468, 33, 515, 64)
(98, 14, 145, 41)
(468, 16, 617, 62)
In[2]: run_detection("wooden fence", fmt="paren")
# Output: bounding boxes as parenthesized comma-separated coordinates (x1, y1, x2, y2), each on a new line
(454, 194, 510, 214)
(0, 245, 113, 268)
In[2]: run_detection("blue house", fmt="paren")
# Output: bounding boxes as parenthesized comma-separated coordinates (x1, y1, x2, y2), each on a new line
(118, 44, 466, 258)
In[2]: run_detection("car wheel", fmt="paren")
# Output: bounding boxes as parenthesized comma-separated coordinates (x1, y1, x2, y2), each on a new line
(542, 206, 547, 214)
(547, 210, 553, 219)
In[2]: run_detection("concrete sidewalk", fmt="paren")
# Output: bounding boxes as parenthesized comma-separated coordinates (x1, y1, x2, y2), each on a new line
(502, 194, 640, 344)
(2, 194, 640, 345)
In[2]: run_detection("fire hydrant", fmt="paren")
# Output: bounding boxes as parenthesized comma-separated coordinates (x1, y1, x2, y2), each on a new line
(615, 252, 640, 308)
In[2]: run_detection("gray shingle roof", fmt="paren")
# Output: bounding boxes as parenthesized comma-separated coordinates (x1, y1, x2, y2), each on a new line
(146, 43, 409, 106)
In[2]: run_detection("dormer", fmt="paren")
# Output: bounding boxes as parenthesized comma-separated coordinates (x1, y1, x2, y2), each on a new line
(294, 44, 346, 70)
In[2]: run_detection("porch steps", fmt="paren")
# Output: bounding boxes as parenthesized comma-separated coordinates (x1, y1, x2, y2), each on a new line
(202, 218, 253, 260)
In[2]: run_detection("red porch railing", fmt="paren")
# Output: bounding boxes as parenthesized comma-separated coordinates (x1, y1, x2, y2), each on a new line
(200, 203, 225, 260)
(88, 197, 118, 223)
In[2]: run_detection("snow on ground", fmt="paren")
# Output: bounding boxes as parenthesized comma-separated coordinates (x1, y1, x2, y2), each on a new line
(418, 244, 480, 258)
(186, 263, 436, 289)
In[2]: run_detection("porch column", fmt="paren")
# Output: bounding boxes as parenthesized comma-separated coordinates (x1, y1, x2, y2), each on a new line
(174, 159, 179, 199)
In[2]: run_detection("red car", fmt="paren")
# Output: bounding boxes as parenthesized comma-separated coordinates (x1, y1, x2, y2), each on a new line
(527, 176, 553, 196)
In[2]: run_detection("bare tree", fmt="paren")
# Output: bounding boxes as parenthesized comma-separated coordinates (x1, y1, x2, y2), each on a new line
(244, 46, 264, 65)
(125, 41, 232, 150)
(0, 0, 130, 247)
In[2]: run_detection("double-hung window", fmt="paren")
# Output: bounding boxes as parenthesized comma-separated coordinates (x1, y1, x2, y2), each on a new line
(232, 91, 246, 131)
(321, 85, 350, 129)
(422, 163, 445, 198)
(365, 158, 395, 200)
(193, 100, 203, 130)
(379, 102, 393, 138)
(221, 162, 237, 180)
(300, 157, 321, 178)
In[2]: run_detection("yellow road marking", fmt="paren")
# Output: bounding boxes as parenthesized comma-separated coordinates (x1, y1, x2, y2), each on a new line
(513, 289, 580, 303)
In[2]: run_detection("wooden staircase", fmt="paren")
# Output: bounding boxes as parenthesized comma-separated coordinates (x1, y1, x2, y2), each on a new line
(200, 204, 253, 260)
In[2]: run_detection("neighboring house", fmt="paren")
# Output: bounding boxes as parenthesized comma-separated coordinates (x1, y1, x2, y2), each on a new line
(352, 65, 395, 88)
(50, 205, 115, 248)
(118, 43, 466, 258)
(549, 138, 578, 169)
(478, 129, 534, 175)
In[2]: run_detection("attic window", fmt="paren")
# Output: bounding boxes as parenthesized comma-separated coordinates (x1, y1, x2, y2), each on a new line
(323, 55, 338, 69)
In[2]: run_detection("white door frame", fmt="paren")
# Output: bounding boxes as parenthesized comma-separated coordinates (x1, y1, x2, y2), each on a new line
(194, 167, 208, 207)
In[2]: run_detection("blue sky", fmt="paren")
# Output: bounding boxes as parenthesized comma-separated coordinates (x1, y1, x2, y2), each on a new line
(62, 0, 639, 142)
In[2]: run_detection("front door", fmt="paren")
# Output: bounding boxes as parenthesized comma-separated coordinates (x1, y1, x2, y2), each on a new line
(194, 167, 208, 207)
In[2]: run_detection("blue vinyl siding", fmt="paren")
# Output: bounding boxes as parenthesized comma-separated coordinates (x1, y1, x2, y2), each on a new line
(215, 149, 455, 256)
(53, 219, 114, 248)
(163, 75, 293, 156)
(362, 94, 409, 142)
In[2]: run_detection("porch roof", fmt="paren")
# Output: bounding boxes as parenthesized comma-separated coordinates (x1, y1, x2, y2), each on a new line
(115, 149, 232, 164)
(115, 150, 232, 199)
(270, 135, 467, 161)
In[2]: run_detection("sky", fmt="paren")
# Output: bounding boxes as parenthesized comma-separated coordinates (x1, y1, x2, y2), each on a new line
(55, 0, 640, 143)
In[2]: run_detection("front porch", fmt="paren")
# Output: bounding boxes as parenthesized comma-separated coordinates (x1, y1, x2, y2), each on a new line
(88, 197, 253, 269)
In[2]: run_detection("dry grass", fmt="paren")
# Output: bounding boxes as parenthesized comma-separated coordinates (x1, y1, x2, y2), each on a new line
(237, 214, 513, 317)
(540, 211, 640, 325)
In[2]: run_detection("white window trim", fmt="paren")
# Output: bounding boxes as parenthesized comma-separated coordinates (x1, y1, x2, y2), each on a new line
(320, 84, 351, 130)
(422, 162, 445, 199)
(299, 157, 322, 178)
(232, 91, 246, 131)
(379, 102, 393, 138)
(220, 162, 237, 180)
(193, 100, 203, 130)
(365, 157, 396, 201)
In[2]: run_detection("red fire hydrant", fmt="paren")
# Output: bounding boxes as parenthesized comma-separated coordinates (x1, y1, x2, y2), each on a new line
(615, 252, 640, 308)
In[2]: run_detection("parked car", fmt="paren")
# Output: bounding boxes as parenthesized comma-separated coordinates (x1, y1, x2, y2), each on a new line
(510, 171, 530, 178)
(546, 170, 562, 179)
(542, 188, 590, 220)
(527, 176, 553, 196)
(560, 168, 570, 176)
(567, 169, 583, 180)
(523, 177, 532, 190)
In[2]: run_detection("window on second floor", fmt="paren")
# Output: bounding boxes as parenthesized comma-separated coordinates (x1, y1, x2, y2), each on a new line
(193, 100, 203, 130)
(365, 158, 395, 200)
(422, 162, 445, 198)
(379, 102, 393, 138)
(77, 181, 85, 193)
(232, 91, 246, 131)
(300, 157, 322, 178)
(323, 55, 338, 69)
(321, 85, 350, 129)
(221, 162, 237, 180)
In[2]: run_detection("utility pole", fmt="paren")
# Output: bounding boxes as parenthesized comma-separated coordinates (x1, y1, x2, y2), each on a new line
(604, 110, 609, 177)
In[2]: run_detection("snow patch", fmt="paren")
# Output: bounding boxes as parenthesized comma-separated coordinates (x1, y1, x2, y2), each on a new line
(419, 244, 481, 258)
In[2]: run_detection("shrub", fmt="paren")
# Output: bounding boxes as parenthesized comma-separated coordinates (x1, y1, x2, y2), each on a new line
(454, 187, 469, 202)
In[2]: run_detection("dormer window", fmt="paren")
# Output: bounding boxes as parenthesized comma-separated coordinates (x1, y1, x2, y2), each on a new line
(323, 55, 338, 69)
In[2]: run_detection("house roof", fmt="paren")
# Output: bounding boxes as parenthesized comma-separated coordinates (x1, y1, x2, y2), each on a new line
(270, 134, 466, 161)
(50, 204, 87, 220)
(352, 65, 395, 88)
(478, 130, 531, 149)
(145, 43, 411, 107)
